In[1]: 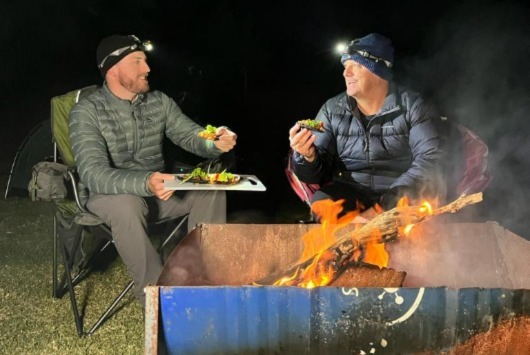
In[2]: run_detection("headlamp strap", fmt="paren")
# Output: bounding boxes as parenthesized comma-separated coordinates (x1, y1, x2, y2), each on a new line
(346, 41, 393, 68)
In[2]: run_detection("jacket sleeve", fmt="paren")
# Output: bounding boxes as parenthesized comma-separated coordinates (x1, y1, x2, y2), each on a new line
(390, 96, 446, 197)
(162, 94, 223, 159)
(69, 102, 154, 196)
(291, 101, 336, 184)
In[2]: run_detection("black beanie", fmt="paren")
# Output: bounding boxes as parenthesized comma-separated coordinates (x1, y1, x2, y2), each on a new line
(96, 34, 144, 78)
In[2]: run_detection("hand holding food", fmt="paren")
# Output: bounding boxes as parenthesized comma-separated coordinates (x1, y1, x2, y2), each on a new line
(198, 124, 237, 152)
(213, 126, 237, 152)
(297, 119, 324, 132)
(289, 123, 317, 162)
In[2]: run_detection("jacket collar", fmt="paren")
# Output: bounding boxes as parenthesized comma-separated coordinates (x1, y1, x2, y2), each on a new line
(102, 82, 146, 108)
(341, 82, 402, 116)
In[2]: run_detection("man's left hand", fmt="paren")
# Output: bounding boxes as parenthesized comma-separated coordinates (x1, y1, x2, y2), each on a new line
(213, 127, 237, 152)
(148, 172, 176, 201)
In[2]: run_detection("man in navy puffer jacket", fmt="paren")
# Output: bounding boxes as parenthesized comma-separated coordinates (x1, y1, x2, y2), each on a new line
(289, 33, 445, 221)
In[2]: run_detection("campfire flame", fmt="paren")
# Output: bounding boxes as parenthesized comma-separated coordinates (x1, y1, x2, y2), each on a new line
(274, 199, 357, 287)
(274, 196, 436, 288)
(298, 199, 358, 261)
(398, 200, 434, 237)
(362, 228, 389, 268)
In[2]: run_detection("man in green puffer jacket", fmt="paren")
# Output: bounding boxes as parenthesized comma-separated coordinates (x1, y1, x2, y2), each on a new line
(69, 34, 237, 307)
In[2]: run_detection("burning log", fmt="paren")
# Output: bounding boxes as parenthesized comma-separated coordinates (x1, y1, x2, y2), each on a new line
(256, 193, 483, 286)
(330, 262, 406, 287)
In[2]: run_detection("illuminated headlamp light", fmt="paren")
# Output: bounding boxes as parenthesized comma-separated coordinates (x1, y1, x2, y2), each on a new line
(340, 39, 393, 68)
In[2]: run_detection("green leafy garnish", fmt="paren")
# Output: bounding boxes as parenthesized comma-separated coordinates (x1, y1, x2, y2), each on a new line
(204, 124, 217, 133)
(180, 167, 208, 184)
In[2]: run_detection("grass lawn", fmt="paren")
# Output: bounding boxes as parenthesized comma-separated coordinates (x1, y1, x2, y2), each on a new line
(0, 195, 146, 355)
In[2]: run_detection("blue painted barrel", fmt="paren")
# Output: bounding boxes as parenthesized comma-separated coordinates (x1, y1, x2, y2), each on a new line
(151, 223, 530, 354)
(158, 286, 530, 354)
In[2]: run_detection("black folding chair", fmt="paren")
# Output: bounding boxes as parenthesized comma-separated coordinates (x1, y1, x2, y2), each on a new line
(50, 86, 188, 337)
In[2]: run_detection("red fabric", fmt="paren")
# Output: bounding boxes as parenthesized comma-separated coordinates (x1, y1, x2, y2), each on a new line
(285, 150, 320, 205)
(455, 124, 491, 195)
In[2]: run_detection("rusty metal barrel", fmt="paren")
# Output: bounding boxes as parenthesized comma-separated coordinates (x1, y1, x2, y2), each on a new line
(146, 222, 530, 354)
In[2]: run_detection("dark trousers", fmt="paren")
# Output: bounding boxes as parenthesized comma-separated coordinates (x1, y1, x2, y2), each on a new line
(87, 190, 226, 306)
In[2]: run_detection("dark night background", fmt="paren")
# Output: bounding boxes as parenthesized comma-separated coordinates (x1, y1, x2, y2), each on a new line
(2, 0, 530, 239)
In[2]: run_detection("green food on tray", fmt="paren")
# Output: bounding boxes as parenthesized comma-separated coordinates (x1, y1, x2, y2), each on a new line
(179, 167, 240, 185)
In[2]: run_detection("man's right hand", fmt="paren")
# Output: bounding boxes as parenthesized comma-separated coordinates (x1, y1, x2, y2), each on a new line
(289, 123, 317, 162)
(148, 172, 176, 201)
(213, 127, 237, 152)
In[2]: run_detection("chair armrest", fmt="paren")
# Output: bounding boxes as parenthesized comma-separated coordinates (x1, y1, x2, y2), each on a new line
(66, 168, 89, 213)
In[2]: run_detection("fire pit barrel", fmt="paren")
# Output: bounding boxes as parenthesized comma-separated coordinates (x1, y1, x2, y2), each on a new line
(145, 222, 530, 354)
(147, 286, 530, 354)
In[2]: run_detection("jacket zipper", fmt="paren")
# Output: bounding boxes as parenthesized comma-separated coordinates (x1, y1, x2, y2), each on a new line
(364, 129, 373, 190)
(132, 107, 139, 157)
(363, 106, 400, 190)
(352, 110, 374, 190)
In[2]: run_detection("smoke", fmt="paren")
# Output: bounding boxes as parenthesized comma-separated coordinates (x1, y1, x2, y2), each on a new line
(398, 1, 530, 239)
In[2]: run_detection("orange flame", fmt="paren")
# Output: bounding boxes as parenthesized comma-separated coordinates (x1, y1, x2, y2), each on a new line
(398, 200, 434, 237)
(397, 195, 409, 207)
(298, 199, 358, 261)
(274, 199, 359, 287)
(362, 228, 389, 268)
(275, 197, 436, 288)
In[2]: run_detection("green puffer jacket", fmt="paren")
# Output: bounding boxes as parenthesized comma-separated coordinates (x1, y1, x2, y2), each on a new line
(69, 84, 222, 197)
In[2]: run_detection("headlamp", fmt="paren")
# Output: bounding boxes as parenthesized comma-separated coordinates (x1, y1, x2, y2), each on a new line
(98, 35, 154, 69)
(342, 40, 393, 68)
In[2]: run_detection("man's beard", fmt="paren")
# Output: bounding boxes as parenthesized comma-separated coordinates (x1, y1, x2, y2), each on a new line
(120, 74, 150, 94)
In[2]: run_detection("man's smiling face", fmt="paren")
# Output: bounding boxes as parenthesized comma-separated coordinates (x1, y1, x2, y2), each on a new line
(114, 51, 151, 95)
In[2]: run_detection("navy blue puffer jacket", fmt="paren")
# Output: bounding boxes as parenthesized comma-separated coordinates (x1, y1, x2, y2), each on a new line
(292, 83, 445, 199)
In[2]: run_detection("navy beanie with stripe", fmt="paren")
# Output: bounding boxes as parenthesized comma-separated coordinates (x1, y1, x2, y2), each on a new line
(341, 33, 394, 81)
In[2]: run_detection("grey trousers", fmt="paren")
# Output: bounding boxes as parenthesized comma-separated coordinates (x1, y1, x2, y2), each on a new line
(86, 190, 226, 306)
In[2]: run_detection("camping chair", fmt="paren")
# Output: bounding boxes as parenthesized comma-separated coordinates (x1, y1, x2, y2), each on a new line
(284, 120, 491, 217)
(284, 149, 321, 223)
(50, 85, 189, 337)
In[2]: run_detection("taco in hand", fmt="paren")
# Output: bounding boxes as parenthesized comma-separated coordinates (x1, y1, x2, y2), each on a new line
(198, 124, 219, 140)
(297, 119, 324, 132)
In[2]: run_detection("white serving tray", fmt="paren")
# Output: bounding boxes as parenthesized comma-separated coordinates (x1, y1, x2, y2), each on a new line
(164, 174, 266, 191)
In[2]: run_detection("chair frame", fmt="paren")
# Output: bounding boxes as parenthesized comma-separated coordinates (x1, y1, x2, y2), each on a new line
(284, 149, 321, 223)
